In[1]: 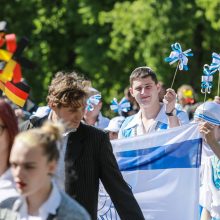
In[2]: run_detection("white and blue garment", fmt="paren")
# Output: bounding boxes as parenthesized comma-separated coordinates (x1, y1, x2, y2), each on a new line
(118, 103, 189, 138)
(98, 123, 202, 220)
(194, 101, 220, 162)
(200, 154, 220, 220)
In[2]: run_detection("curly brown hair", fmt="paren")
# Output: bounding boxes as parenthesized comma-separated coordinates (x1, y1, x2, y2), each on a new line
(47, 71, 88, 109)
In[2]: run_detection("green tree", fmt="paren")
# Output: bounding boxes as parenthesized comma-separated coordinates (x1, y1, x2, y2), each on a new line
(1, 0, 220, 115)
(97, 0, 220, 101)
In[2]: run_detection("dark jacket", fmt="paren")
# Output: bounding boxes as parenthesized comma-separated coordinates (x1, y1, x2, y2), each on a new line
(20, 116, 144, 220)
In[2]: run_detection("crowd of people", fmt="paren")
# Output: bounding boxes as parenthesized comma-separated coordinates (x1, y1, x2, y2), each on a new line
(0, 66, 220, 220)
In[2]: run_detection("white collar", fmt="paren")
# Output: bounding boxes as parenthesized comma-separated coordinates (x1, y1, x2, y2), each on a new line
(123, 110, 142, 129)
(13, 181, 61, 220)
(123, 103, 168, 130)
(63, 128, 77, 137)
(39, 182, 61, 217)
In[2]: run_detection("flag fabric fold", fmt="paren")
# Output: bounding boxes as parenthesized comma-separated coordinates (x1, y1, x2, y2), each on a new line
(0, 80, 29, 107)
(98, 123, 202, 220)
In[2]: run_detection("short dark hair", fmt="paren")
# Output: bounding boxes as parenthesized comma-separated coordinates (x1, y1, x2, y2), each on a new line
(130, 66, 158, 86)
(47, 71, 88, 109)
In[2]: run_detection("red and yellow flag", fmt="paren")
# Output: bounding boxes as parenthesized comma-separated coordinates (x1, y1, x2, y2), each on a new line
(0, 80, 29, 107)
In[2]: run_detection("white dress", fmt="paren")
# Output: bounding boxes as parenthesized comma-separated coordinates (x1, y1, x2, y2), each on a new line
(200, 156, 220, 219)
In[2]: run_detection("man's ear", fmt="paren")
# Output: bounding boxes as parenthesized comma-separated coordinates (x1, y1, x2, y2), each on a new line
(48, 102, 56, 110)
(129, 87, 135, 97)
(47, 160, 57, 176)
(157, 83, 161, 93)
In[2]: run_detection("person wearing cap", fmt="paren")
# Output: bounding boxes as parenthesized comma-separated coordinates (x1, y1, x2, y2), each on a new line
(104, 116, 125, 140)
(193, 100, 220, 220)
(118, 67, 189, 138)
(194, 100, 220, 160)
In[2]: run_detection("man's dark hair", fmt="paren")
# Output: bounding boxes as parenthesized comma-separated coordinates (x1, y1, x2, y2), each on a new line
(130, 66, 158, 86)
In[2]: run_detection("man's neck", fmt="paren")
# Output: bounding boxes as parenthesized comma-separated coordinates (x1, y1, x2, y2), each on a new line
(140, 102, 161, 120)
(83, 114, 98, 126)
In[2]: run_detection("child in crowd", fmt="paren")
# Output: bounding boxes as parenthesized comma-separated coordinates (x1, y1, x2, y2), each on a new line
(177, 84, 201, 120)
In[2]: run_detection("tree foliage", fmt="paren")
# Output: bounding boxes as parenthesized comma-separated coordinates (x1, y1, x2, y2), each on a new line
(1, 0, 220, 115)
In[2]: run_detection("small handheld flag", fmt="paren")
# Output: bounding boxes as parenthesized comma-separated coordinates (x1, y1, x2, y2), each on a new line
(210, 52, 220, 97)
(86, 94, 101, 112)
(201, 64, 213, 94)
(110, 97, 131, 115)
(165, 42, 193, 89)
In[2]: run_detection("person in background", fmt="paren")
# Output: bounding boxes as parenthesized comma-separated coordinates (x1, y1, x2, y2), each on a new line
(177, 84, 200, 120)
(194, 101, 220, 160)
(104, 116, 125, 140)
(119, 66, 189, 138)
(195, 100, 220, 220)
(158, 81, 167, 103)
(20, 71, 145, 220)
(214, 96, 220, 104)
(83, 87, 110, 129)
(0, 121, 90, 220)
(0, 98, 19, 203)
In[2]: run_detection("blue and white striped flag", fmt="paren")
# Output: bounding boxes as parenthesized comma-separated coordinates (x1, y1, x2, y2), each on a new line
(98, 123, 202, 220)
